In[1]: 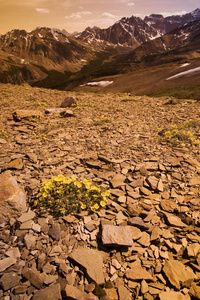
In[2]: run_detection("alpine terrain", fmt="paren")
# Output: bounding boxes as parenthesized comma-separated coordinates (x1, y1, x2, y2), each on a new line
(0, 6, 200, 300)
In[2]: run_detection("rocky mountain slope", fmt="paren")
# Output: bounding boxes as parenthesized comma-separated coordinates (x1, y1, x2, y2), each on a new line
(76, 8, 200, 47)
(115, 19, 200, 74)
(0, 9, 200, 93)
(76, 19, 200, 100)
(0, 83, 200, 299)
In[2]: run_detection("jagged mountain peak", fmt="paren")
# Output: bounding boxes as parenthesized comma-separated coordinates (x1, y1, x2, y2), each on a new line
(191, 8, 200, 17)
(76, 8, 200, 46)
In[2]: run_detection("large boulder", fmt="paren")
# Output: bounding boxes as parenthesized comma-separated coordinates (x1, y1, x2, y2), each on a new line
(60, 96, 76, 108)
(0, 171, 27, 224)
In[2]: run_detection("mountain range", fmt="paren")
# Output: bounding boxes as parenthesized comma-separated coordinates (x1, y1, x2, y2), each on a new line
(76, 8, 200, 47)
(0, 8, 200, 98)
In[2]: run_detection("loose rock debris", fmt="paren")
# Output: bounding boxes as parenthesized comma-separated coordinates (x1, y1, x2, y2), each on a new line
(0, 84, 200, 299)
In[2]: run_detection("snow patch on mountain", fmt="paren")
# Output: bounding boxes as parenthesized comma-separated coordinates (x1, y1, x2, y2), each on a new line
(166, 66, 200, 80)
(181, 63, 190, 67)
(80, 81, 113, 87)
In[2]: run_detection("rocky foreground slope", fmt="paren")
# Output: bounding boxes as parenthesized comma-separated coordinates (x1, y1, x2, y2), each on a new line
(0, 84, 200, 300)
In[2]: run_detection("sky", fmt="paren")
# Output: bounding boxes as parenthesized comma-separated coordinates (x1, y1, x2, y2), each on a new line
(0, 0, 199, 35)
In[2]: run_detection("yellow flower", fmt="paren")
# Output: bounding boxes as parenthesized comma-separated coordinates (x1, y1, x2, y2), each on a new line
(43, 192, 48, 198)
(33, 200, 38, 206)
(93, 203, 99, 210)
(100, 200, 106, 207)
(101, 190, 110, 197)
(90, 186, 101, 192)
(74, 181, 82, 188)
(91, 206, 96, 212)
(83, 179, 92, 189)
(81, 203, 86, 209)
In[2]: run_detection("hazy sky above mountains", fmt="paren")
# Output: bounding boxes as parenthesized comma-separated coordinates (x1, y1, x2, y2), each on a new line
(0, 0, 199, 34)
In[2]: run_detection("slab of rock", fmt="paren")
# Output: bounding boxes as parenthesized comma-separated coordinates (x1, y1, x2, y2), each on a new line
(146, 176, 158, 190)
(0, 257, 17, 272)
(128, 217, 149, 230)
(45, 108, 66, 114)
(138, 232, 150, 247)
(104, 288, 118, 300)
(189, 174, 200, 186)
(159, 291, 189, 300)
(157, 179, 164, 192)
(189, 282, 200, 299)
(118, 285, 132, 300)
(101, 225, 133, 247)
(130, 226, 142, 240)
(65, 284, 86, 300)
(60, 96, 76, 107)
(187, 243, 200, 257)
(0, 171, 27, 223)
(48, 223, 61, 241)
(145, 162, 158, 171)
(0, 272, 21, 291)
(160, 200, 178, 212)
(5, 247, 21, 259)
(24, 234, 36, 249)
(13, 110, 42, 121)
(32, 283, 62, 300)
(110, 174, 126, 188)
(151, 226, 160, 241)
(7, 158, 23, 170)
(126, 260, 154, 281)
(22, 267, 46, 289)
(60, 109, 75, 117)
(163, 258, 197, 289)
(70, 247, 104, 285)
(43, 275, 58, 285)
(18, 209, 35, 223)
(164, 213, 187, 227)
(45, 108, 74, 117)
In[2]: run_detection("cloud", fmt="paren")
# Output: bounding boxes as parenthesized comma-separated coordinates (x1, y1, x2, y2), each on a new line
(100, 12, 119, 18)
(127, 2, 135, 7)
(35, 8, 50, 13)
(65, 10, 92, 19)
(159, 10, 188, 17)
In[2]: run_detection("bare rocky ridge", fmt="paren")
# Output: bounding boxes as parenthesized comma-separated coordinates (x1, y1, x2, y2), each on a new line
(76, 9, 200, 46)
(0, 83, 200, 299)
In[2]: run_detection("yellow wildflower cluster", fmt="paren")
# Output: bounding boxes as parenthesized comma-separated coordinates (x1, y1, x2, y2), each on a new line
(184, 118, 200, 129)
(0, 130, 9, 139)
(35, 134, 48, 141)
(161, 125, 200, 146)
(94, 116, 113, 125)
(34, 175, 110, 216)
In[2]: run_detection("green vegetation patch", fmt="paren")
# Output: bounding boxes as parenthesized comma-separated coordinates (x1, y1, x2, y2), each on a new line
(184, 118, 200, 128)
(34, 175, 110, 217)
(159, 124, 200, 146)
(93, 116, 113, 125)
(150, 85, 200, 101)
